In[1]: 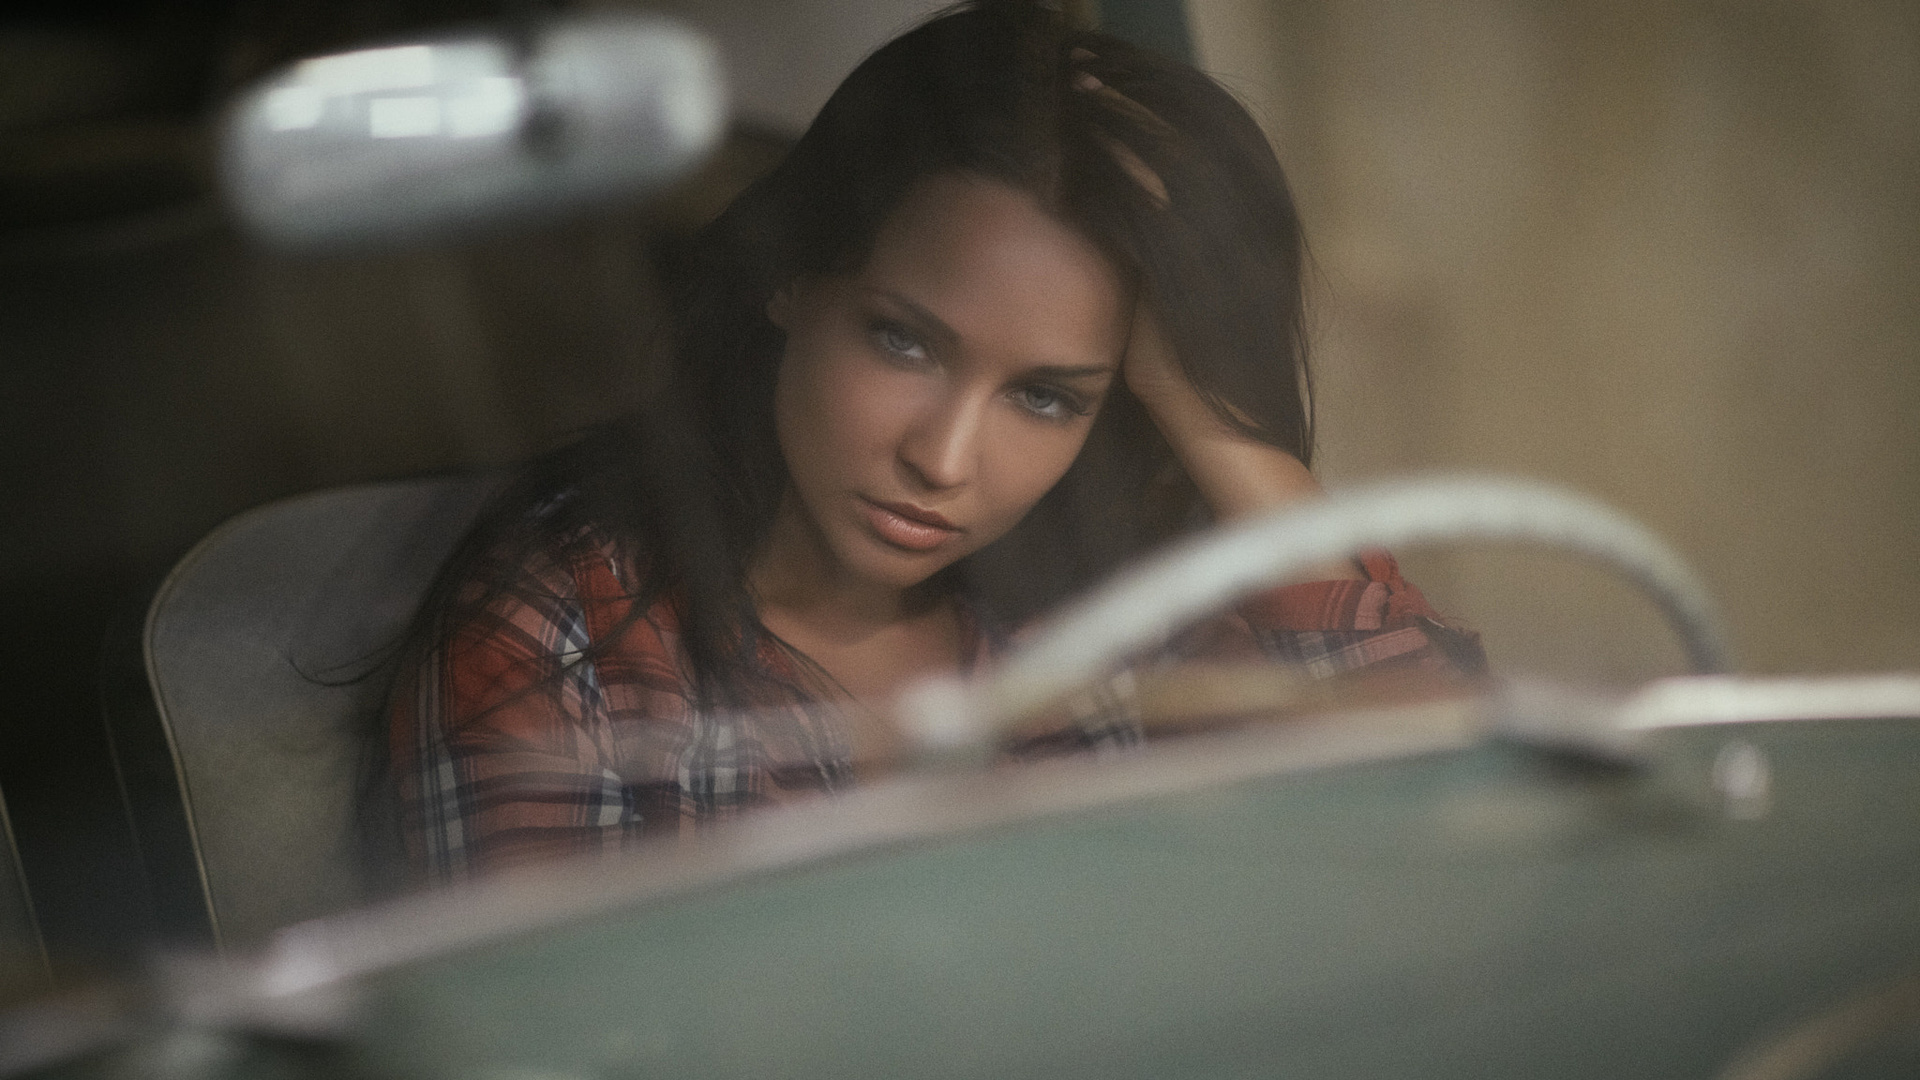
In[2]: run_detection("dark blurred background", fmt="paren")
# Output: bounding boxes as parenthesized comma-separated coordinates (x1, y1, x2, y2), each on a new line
(2, 0, 1916, 977)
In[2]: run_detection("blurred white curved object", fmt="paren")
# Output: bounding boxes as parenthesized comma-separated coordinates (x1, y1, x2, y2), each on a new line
(219, 13, 727, 247)
(901, 474, 1732, 760)
(1619, 673, 1920, 730)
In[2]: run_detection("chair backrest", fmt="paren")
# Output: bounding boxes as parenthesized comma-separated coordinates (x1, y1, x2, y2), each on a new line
(114, 473, 500, 954)
(0, 786, 49, 992)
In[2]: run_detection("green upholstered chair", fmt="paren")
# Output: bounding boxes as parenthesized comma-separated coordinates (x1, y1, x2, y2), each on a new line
(104, 473, 500, 954)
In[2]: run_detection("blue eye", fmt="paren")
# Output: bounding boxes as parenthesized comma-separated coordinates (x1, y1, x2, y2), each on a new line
(1014, 384, 1090, 421)
(869, 321, 928, 363)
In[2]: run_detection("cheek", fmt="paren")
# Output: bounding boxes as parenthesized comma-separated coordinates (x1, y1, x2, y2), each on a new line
(775, 348, 919, 479)
(774, 351, 841, 487)
(976, 421, 1095, 530)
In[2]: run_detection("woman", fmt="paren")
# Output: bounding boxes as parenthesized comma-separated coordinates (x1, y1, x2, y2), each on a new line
(387, 0, 1477, 883)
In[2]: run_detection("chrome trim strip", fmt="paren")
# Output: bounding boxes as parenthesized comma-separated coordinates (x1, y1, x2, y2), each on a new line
(1619, 675, 1920, 731)
(904, 475, 1732, 760)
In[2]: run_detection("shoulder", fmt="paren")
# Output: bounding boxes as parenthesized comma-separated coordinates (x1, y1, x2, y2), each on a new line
(1231, 552, 1485, 678)
(431, 511, 648, 672)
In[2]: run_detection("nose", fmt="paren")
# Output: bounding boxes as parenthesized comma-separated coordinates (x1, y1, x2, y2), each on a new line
(898, 389, 986, 492)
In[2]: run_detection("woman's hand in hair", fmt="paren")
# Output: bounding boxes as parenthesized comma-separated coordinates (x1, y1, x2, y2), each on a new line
(1123, 304, 1364, 579)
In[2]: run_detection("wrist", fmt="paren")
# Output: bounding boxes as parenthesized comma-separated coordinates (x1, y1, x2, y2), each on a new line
(1130, 371, 1233, 445)
(1132, 385, 1305, 503)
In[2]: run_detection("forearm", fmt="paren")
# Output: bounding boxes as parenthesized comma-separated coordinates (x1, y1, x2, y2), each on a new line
(1133, 381, 1365, 581)
(1121, 303, 1361, 579)
(1137, 385, 1317, 518)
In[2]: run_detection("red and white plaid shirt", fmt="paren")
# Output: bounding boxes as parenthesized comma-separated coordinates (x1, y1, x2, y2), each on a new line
(390, 531, 1475, 882)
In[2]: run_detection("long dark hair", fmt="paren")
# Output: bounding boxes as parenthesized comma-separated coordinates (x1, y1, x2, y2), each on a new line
(402, 0, 1314, 717)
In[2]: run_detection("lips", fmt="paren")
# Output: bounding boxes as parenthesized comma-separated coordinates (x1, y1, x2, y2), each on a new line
(860, 497, 961, 552)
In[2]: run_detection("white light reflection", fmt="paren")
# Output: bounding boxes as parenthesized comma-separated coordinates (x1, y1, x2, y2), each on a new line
(447, 76, 526, 138)
(369, 96, 444, 139)
(297, 44, 435, 94)
(263, 85, 326, 131)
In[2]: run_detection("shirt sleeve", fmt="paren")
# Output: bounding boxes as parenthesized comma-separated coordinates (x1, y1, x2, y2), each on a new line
(389, 546, 638, 884)
(1173, 550, 1486, 680)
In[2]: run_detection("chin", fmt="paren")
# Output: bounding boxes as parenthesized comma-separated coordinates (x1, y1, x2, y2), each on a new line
(867, 554, 955, 592)
(844, 536, 962, 591)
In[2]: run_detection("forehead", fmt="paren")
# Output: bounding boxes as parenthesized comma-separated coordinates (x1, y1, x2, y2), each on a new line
(857, 174, 1128, 367)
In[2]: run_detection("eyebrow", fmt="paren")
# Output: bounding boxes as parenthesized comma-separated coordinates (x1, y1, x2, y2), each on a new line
(1023, 363, 1118, 382)
(869, 289, 959, 346)
(867, 289, 1119, 379)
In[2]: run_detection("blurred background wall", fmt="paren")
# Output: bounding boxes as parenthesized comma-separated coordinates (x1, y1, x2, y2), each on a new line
(0, 0, 1914, 971)
(1189, 0, 1920, 685)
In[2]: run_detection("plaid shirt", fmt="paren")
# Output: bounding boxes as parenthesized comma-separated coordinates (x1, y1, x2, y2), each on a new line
(390, 532, 1473, 883)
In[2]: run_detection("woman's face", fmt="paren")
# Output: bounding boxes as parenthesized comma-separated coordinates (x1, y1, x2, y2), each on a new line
(768, 173, 1128, 596)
